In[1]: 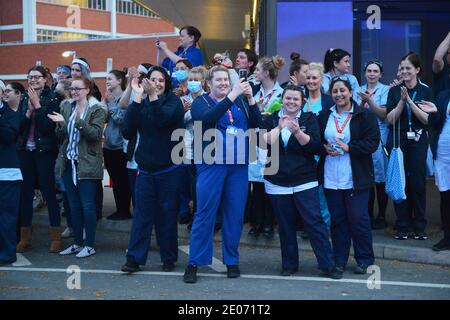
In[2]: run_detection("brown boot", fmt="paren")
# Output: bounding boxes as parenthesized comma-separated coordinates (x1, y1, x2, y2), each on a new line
(16, 227, 32, 253)
(49, 227, 62, 253)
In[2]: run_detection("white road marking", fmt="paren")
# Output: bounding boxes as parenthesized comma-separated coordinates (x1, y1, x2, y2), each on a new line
(178, 245, 227, 273)
(1, 267, 450, 290)
(12, 254, 32, 267)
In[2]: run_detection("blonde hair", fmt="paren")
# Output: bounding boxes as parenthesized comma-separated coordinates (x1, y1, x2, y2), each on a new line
(206, 65, 230, 81)
(190, 66, 208, 80)
(258, 55, 285, 80)
(307, 62, 324, 78)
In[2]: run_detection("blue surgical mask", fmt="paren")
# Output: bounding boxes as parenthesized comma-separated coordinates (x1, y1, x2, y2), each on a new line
(172, 70, 189, 82)
(187, 80, 203, 93)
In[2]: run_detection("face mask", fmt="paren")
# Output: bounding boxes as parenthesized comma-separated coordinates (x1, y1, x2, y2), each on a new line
(187, 80, 203, 93)
(172, 70, 189, 82)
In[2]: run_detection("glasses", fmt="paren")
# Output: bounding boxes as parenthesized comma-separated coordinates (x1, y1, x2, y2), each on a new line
(69, 87, 87, 92)
(331, 75, 349, 82)
(27, 75, 44, 80)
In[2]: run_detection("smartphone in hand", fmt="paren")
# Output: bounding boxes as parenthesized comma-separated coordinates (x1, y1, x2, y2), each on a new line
(238, 69, 249, 81)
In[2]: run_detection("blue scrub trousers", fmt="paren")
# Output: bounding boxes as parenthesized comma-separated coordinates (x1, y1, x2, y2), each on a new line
(269, 187, 335, 271)
(324, 188, 375, 267)
(189, 164, 248, 266)
(0, 181, 21, 263)
(126, 167, 180, 266)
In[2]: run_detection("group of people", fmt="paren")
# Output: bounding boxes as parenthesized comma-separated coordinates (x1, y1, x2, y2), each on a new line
(1, 26, 449, 285)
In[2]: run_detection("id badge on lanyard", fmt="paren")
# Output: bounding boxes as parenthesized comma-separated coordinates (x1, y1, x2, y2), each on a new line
(226, 110, 238, 136)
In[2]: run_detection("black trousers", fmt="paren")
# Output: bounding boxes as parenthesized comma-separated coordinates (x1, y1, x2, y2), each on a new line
(393, 136, 428, 232)
(248, 182, 274, 229)
(441, 190, 450, 237)
(103, 149, 131, 215)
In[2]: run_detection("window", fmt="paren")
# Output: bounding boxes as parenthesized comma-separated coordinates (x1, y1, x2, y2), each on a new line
(37, 0, 107, 11)
(36, 29, 108, 42)
(116, 0, 160, 18)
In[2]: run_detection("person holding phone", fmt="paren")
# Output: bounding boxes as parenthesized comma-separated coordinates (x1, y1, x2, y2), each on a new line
(357, 60, 390, 230)
(156, 26, 204, 74)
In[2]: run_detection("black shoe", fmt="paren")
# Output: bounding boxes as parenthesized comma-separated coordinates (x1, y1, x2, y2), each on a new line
(372, 217, 387, 230)
(226, 265, 240, 278)
(248, 226, 261, 238)
(214, 223, 222, 234)
(394, 231, 409, 240)
(107, 212, 132, 221)
(262, 227, 274, 239)
(354, 265, 368, 274)
(413, 231, 428, 240)
(121, 260, 140, 273)
(322, 267, 343, 280)
(280, 268, 298, 276)
(335, 264, 346, 273)
(183, 264, 197, 283)
(162, 261, 175, 272)
(432, 238, 450, 251)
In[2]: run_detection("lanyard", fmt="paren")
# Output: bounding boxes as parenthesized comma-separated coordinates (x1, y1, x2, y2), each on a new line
(405, 91, 417, 130)
(259, 89, 275, 105)
(334, 113, 352, 134)
(227, 110, 234, 126)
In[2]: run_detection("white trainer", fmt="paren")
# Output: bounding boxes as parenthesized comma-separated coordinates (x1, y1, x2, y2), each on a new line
(59, 244, 82, 256)
(76, 246, 96, 258)
(61, 227, 73, 238)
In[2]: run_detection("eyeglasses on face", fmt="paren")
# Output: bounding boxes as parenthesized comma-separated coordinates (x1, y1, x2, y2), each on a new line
(69, 87, 87, 92)
(27, 75, 44, 80)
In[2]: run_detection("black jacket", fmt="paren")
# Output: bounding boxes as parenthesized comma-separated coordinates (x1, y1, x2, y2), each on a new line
(317, 103, 380, 190)
(428, 89, 450, 160)
(17, 87, 60, 154)
(122, 92, 184, 173)
(0, 103, 21, 169)
(263, 110, 321, 187)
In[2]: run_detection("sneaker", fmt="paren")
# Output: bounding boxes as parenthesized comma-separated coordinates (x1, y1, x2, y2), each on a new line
(59, 244, 82, 256)
(432, 238, 450, 251)
(394, 231, 409, 240)
(121, 259, 140, 273)
(76, 246, 96, 258)
(335, 264, 346, 273)
(354, 265, 369, 274)
(61, 227, 73, 238)
(183, 264, 198, 283)
(414, 232, 428, 240)
(226, 265, 240, 278)
(262, 227, 274, 239)
(162, 261, 175, 272)
(248, 226, 261, 238)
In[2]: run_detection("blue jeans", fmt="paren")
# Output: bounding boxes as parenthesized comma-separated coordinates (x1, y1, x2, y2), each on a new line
(19, 150, 60, 227)
(0, 181, 21, 263)
(62, 163, 98, 247)
(324, 188, 374, 267)
(126, 167, 180, 265)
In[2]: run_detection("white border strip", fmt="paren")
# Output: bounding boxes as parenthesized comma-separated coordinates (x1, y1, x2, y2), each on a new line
(1, 267, 450, 289)
(0, 24, 24, 31)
